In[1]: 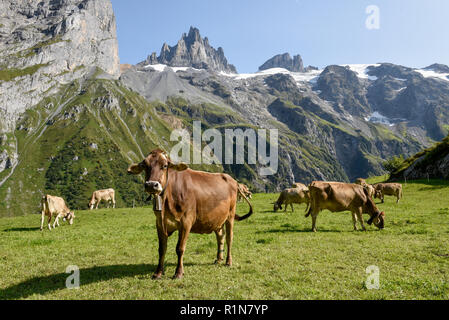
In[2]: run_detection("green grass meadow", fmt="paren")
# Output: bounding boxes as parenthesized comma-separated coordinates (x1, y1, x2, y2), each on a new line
(0, 179, 448, 300)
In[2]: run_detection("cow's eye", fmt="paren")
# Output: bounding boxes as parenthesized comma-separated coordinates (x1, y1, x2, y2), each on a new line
(162, 164, 168, 169)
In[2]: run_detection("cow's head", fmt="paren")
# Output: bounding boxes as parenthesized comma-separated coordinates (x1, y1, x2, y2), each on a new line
(367, 211, 385, 229)
(374, 190, 382, 199)
(88, 200, 94, 210)
(66, 211, 75, 225)
(273, 202, 282, 212)
(363, 187, 385, 229)
(127, 149, 188, 195)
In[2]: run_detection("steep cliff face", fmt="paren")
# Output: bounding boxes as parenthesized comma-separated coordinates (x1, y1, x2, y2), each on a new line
(0, 0, 120, 121)
(139, 27, 237, 73)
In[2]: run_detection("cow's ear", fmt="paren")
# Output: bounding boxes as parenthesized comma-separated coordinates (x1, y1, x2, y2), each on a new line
(169, 161, 188, 171)
(128, 161, 145, 175)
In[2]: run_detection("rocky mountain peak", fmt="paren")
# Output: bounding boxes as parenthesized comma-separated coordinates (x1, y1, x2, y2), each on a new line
(139, 26, 237, 73)
(424, 63, 449, 74)
(259, 53, 305, 72)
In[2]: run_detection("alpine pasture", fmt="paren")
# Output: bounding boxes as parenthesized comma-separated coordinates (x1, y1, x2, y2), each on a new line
(0, 178, 448, 300)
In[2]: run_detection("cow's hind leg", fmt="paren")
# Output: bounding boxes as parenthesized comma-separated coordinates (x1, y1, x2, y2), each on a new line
(214, 227, 225, 264)
(225, 219, 234, 266)
(351, 212, 358, 231)
(174, 224, 191, 279)
(47, 216, 52, 230)
(311, 210, 319, 232)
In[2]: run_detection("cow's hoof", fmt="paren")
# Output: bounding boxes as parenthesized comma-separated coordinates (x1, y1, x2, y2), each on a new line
(172, 273, 183, 280)
(214, 259, 223, 265)
(225, 261, 232, 267)
(152, 273, 162, 280)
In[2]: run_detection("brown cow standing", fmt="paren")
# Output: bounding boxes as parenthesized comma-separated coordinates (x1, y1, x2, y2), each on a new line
(274, 187, 309, 212)
(306, 181, 385, 232)
(373, 183, 403, 203)
(127, 149, 253, 279)
(88, 188, 116, 210)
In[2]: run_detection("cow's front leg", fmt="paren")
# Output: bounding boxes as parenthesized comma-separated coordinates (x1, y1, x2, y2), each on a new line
(174, 224, 191, 279)
(153, 227, 168, 280)
(47, 216, 52, 230)
(356, 210, 366, 231)
(214, 227, 225, 264)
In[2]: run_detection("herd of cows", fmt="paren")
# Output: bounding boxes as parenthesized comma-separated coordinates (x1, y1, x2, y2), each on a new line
(38, 148, 403, 279)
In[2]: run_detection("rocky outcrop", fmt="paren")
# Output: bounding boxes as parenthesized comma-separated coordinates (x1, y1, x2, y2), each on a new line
(139, 27, 237, 73)
(391, 135, 449, 180)
(0, 0, 120, 121)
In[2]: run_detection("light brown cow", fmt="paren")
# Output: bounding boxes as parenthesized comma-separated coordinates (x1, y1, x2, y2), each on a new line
(88, 188, 116, 210)
(274, 187, 310, 212)
(306, 181, 385, 232)
(237, 183, 252, 202)
(354, 178, 375, 199)
(292, 182, 308, 190)
(373, 183, 403, 203)
(127, 149, 253, 279)
(40, 195, 75, 231)
(355, 178, 367, 186)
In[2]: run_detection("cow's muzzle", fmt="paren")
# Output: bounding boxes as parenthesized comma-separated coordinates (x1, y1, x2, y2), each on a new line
(145, 181, 163, 194)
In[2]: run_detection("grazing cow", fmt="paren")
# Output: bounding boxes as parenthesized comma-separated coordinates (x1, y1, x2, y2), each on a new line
(274, 187, 310, 212)
(88, 188, 116, 210)
(127, 149, 253, 279)
(40, 195, 75, 231)
(237, 183, 252, 202)
(373, 183, 403, 203)
(306, 181, 385, 232)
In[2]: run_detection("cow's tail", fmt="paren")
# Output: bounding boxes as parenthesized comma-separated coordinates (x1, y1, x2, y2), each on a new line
(235, 185, 254, 221)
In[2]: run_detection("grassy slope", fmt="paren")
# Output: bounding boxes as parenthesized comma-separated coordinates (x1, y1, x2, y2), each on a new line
(0, 179, 448, 300)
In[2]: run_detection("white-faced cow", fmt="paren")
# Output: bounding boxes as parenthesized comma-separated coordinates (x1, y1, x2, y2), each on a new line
(127, 149, 253, 279)
(40, 195, 75, 231)
(306, 181, 385, 232)
(88, 188, 116, 210)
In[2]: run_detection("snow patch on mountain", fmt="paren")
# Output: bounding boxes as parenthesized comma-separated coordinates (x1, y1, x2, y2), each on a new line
(415, 69, 449, 82)
(220, 68, 322, 85)
(144, 64, 201, 73)
(342, 64, 380, 81)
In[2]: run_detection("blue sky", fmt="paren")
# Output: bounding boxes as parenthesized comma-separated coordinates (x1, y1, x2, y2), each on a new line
(111, 0, 449, 73)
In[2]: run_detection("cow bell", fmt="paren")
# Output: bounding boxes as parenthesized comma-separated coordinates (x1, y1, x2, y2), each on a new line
(153, 195, 163, 211)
